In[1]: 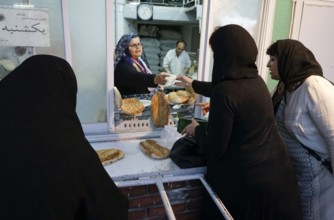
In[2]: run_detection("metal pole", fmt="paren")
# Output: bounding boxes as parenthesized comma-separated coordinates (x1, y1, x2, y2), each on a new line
(199, 176, 234, 220)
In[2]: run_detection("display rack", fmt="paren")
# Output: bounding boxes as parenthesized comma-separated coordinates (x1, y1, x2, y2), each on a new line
(114, 102, 194, 132)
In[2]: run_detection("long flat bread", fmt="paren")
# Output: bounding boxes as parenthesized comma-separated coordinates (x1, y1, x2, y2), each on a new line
(139, 140, 170, 159)
(96, 149, 124, 166)
(151, 91, 169, 127)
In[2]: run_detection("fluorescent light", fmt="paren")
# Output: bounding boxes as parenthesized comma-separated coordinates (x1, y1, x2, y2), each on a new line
(128, 0, 140, 5)
(13, 4, 35, 8)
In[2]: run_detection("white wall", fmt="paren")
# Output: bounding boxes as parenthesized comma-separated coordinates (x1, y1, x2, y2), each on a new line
(297, 2, 334, 82)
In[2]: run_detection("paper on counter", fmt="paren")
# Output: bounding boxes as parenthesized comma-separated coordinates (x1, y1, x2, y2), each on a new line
(157, 125, 183, 149)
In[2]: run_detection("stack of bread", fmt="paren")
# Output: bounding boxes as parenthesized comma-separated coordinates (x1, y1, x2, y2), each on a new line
(166, 87, 197, 105)
(114, 87, 145, 115)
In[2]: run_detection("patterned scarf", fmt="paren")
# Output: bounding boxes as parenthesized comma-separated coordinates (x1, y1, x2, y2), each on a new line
(113, 33, 151, 74)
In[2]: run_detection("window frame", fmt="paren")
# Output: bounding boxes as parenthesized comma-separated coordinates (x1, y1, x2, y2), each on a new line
(60, 0, 277, 139)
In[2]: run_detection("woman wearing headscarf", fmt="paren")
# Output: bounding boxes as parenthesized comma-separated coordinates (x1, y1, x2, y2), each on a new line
(181, 25, 302, 219)
(267, 39, 334, 220)
(114, 33, 168, 97)
(0, 55, 128, 220)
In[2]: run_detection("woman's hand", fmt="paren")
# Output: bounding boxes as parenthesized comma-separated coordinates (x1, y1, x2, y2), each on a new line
(175, 75, 193, 87)
(182, 118, 200, 137)
(154, 72, 169, 85)
(196, 102, 210, 116)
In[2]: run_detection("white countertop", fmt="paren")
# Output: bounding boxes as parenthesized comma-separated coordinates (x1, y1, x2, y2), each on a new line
(89, 126, 206, 181)
(91, 139, 206, 182)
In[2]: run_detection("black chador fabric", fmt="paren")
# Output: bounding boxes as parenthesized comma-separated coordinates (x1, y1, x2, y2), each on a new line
(170, 136, 206, 168)
(192, 25, 302, 220)
(0, 55, 128, 220)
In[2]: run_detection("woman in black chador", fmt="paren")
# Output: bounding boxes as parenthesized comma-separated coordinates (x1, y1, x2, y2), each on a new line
(181, 25, 303, 220)
(0, 55, 128, 220)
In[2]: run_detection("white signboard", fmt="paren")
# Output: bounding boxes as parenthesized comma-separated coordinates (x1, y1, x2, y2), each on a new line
(0, 7, 50, 47)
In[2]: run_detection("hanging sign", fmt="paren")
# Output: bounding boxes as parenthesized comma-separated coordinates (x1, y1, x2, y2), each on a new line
(0, 7, 50, 47)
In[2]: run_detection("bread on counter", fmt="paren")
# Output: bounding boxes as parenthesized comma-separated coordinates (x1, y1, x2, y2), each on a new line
(139, 140, 170, 159)
(96, 149, 125, 166)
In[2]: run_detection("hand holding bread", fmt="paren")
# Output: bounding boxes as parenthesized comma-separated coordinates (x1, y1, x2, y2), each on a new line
(154, 72, 169, 85)
(175, 75, 193, 87)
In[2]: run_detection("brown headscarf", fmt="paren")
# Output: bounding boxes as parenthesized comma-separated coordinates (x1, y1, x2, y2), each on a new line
(0, 55, 128, 220)
(268, 39, 323, 113)
(209, 24, 258, 86)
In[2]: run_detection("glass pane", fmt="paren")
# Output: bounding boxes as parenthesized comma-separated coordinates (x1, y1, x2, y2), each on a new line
(0, 0, 65, 79)
(210, 0, 261, 36)
(112, 0, 202, 133)
(68, 0, 107, 124)
(30, 0, 66, 57)
(203, 0, 261, 84)
(1, 0, 107, 125)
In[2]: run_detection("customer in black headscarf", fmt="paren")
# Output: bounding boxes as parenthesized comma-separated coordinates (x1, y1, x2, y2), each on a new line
(181, 25, 302, 219)
(267, 39, 334, 220)
(0, 55, 128, 220)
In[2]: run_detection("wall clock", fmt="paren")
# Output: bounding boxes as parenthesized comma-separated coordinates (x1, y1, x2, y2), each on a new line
(137, 4, 153, 21)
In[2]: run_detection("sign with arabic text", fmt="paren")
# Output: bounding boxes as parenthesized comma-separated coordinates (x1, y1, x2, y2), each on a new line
(0, 7, 50, 47)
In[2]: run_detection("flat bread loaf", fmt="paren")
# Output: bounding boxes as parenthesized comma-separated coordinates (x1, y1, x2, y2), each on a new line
(151, 91, 169, 127)
(121, 98, 144, 115)
(168, 90, 191, 104)
(96, 149, 124, 166)
(185, 87, 198, 104)
(139, 140, 170, 159)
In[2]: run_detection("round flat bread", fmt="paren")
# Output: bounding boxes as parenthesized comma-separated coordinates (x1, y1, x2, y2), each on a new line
(121, 98, 144, 115)
(96, 148, 124, 166)
(185, 87, 198, 104)
(168, 91, 190, 104)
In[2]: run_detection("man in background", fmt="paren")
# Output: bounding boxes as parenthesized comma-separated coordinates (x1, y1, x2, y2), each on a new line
(163, 39, 191, 76)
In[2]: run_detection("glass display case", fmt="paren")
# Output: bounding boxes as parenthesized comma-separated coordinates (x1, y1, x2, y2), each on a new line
(114, 87, 195, 133)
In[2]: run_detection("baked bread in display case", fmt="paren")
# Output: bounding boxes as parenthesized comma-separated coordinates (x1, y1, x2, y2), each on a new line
(165, 87, 198, 105)
(121, 97, 145, 115)
(151, 91, 170, 127)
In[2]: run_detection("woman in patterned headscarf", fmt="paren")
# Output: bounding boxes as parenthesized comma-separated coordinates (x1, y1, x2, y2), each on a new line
(267, 39, 334, 220)
(114, 33, 168, 96)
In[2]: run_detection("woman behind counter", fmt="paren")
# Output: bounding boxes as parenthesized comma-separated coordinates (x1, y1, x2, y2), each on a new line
(0, 55, 128, 220)
(180, 25, 302, 220)
(114, 33, 168, 97)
